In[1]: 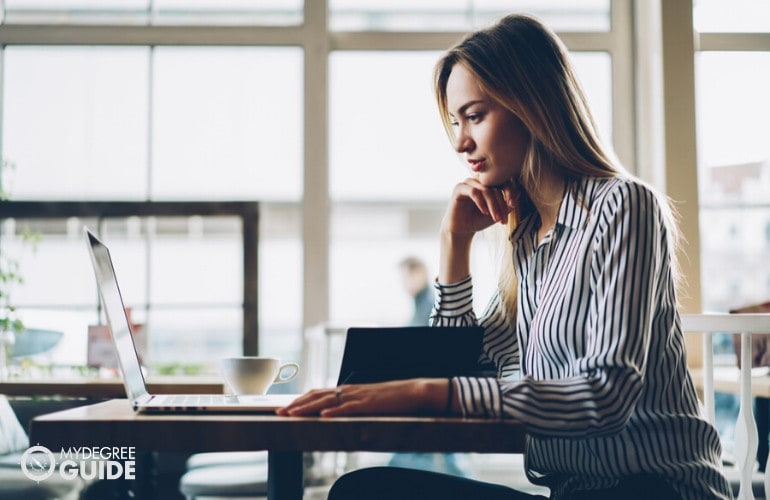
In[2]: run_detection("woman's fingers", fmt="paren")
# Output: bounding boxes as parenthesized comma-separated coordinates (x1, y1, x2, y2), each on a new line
(277, 388, 340, 416)
(457, 178, 513, 225)
(320, 399, 365, 417)
(278, 381, 418, 417)
(498, 180, 517, 209)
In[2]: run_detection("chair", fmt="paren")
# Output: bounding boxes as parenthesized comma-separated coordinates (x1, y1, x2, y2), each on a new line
(684, 313, 770, 500)
(178, 452, 269, 499)
(729, 302, 770, 471)
(0, 395, 85, 500)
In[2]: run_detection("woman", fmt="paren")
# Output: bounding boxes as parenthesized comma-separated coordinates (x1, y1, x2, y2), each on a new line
(278, 14, 732, 500)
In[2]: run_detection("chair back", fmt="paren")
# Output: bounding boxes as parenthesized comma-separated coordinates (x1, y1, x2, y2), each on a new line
(683, 313, 770, 500)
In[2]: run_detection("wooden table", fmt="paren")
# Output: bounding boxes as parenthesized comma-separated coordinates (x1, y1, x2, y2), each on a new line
(0, 376, 225, 399)
(690, 366, 770, 398)
(30, 399, 527, 500)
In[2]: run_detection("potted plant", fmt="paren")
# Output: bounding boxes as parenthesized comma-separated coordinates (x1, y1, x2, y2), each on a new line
(0, 249, 25, 378)
(0, 158, 39, 378)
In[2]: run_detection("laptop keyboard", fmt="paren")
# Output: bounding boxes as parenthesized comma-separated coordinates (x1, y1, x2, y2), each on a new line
(155, 395, 235, 406)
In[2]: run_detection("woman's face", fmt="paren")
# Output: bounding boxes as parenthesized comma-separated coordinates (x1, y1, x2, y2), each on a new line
(445, 63, 530, 187)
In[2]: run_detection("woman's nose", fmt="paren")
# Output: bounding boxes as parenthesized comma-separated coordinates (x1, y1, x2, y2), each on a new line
(454, 129, 473, 153)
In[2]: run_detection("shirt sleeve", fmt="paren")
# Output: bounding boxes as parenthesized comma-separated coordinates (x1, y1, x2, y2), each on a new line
(455, 182, 664, 437)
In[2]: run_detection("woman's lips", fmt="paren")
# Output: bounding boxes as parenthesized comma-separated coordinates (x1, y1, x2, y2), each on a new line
(468, 159, 486, 172)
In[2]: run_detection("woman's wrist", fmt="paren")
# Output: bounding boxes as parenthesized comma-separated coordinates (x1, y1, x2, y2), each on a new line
(439, 229, 473, 284)
(417, 378, 459, 415)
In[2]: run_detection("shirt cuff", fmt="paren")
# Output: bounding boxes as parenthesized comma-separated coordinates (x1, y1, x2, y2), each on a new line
(433, 275, 474, 318)
(455, 376, 503, 419)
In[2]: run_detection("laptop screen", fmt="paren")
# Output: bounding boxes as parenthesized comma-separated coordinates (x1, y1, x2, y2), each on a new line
(85, 229, 148, 402)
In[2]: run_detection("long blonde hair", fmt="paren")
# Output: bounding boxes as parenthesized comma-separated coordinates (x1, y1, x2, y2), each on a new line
(434, 14, 678, 312)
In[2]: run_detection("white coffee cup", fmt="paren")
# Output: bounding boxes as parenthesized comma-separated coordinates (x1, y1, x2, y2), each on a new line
(220, 357, 300, 395)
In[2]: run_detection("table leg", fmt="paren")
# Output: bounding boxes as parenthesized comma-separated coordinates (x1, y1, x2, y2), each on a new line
(268, 451, 304, 500)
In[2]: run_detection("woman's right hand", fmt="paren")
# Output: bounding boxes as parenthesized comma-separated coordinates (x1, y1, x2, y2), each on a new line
(438, 178, 516, 284)
(440, 178, 516, 237)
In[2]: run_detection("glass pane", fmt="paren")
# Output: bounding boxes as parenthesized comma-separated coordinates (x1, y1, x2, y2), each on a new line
(151, 47, 302, 201)
(9, 309, 100, 369)
(329, 204, 501, 326)
(5, 0, 144, 6)
(1, 219, 148, 370)
(329, 0, 609, 32)
(149, 222, 242, 305)
(258, 230, 302, 363)
(696, 52, 770, 311)
(3, 0, 149, 24)
(147, 307, 240, 370)
(474, 0, 610, 32)
(2, 47, 150, 200)
(329, 51, 462, 201)
(152, 0, 303, 26)
(2, 0, 303, 25)
(694, 0, 770, 33)
(1, 222, 104, 309)
(330, 226, 437, 326)
(329, 51, 612, 201)
(571, 52, 613, 151)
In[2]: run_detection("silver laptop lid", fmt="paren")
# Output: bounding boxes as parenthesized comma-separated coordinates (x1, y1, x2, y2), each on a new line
(84, 227, 149, 403)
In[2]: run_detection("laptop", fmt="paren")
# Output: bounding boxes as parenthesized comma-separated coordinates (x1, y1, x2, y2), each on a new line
(84, 227, 297, 413)
(337, 326, 497, 385)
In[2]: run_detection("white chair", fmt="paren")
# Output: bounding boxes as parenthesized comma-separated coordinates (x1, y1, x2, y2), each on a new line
(0, 395, 85, 500)
(178, 452, 269, 500)
(684, 313, 770, 500)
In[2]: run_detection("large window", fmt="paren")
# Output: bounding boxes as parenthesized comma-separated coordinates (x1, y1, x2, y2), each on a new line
(1, 0, 304, 25)
(1, 44, 304, 374)
(328, 0, 611, 32)
(694, 16, 770, 313)
(0, 0, 631, 378)
(691, 0, 770, 454)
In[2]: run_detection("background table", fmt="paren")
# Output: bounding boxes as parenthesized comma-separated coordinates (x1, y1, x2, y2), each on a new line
(30, 399, 527, 500)
(0, 376, 225, 399)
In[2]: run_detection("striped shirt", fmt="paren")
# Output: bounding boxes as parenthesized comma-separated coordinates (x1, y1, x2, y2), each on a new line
(431, 176, 732, 499)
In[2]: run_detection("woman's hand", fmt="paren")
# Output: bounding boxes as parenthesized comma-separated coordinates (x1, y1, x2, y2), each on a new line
(276, 379, 451, 418)
(439, 178, 516, 283)
(440, 178, 516, 237)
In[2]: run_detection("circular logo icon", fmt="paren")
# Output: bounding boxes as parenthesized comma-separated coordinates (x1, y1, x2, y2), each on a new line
(21, 445, 56, 482)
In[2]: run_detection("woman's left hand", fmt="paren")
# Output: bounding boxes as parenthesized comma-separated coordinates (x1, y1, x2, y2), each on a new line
(276, 378, 449, 418)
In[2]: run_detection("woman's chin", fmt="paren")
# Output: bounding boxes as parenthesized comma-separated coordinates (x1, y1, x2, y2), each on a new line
(475, 173, 512, 189)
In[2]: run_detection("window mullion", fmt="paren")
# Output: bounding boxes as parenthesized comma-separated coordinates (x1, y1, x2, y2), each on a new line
(609, 0, 635, 173)
(302, 0, 330, 332)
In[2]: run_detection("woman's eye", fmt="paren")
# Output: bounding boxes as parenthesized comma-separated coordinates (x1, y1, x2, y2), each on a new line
(450, 121, 459, 128)
(467, 113, 482, 123)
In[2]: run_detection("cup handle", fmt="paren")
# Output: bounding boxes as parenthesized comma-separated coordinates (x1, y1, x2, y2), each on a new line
(274, 362, 299, 384)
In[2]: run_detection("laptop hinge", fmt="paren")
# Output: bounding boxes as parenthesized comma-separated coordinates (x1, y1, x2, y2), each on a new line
(135, 393, 153, 405)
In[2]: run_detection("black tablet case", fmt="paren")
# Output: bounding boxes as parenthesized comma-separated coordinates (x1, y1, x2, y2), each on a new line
(336, 326, 497, 385)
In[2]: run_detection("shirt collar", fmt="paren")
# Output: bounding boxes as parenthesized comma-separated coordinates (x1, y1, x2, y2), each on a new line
(509, 178, 590, 244)
(555, 178, 590, 231)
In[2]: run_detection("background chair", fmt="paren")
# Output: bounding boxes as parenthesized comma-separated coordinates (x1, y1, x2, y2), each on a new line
(0, 395, 85, 500)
